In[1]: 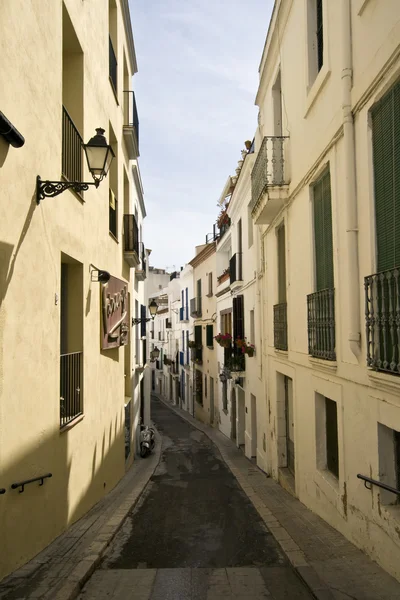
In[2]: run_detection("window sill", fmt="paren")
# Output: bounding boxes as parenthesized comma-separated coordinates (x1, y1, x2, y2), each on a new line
(109, 231, 119, 243)
(274, 349, 288, 357)
(309, 356, 337, 373)
(60, 413, 84, 433)
(304, 64, 331, 118)
(368, 370, 400, 396)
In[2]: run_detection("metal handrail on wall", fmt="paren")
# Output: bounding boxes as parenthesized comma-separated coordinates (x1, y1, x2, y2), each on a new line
(11, 473, 52, 494)
(357, 474, 400, 497)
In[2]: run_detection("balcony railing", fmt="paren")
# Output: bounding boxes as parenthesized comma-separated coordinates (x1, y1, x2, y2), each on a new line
(123, 90, 139, 159)
(365, 268, 400, 375)
(60, 352, 82, 428)
(224, 345, 245, 372)
(218, 216, 231, 241)
(190, 297, 202, 318)
(274, 303, 288, 351)
(136, 241, 147, 280)
(123, 214, 139, 267)
(230, 253, 243, 284)
(191, 346, 203, 364)
(109, 36, 117, 93)
(307, 289, 336, 361)
(62, 106, 83, 192)
(206, 224, 219, 244)
(251, 136, 289, 207)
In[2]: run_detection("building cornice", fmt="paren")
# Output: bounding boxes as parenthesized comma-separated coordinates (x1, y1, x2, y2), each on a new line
(132, 164, 146, 218)
(189, 242, 216, 268)
(121, 0, 138, 75)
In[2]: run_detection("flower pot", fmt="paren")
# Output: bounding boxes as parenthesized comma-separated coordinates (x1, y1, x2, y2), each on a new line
(246, 349, 255, 357)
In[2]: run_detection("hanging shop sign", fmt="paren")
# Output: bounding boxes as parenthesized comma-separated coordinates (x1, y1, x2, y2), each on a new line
(101, 276, 129, 349)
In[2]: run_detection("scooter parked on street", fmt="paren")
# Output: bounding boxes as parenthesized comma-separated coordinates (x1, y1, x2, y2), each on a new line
(139, 420, 155, 458)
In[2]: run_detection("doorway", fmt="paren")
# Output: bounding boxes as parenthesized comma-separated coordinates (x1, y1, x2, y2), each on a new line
(250, 394, 257, 458)
(284, 376, 295, 475)
(237, 388, 245, 448)
(210, 377, 214, 425)
(231, 389, 237, 441)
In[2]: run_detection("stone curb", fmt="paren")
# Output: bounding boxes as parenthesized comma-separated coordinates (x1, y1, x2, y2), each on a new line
(156, 395, 335, 600)
(52, 427, 163, 600)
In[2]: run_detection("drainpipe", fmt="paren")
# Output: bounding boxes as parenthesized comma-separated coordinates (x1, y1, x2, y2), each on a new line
(342, 0, 361, 357)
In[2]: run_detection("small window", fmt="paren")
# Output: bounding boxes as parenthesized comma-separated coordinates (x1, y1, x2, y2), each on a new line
(222, 380, 228, 411)
(207, 272, 213, 297)
(315, 394, 339, 479)
(307, 0, 324, 87)
(204, 375, 207, 398)
(206, 324, 214, 348)
(109, 188, 118, 238)
(378, 423, 400, 505)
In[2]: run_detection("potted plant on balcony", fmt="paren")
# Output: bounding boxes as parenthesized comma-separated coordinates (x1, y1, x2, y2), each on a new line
(215, 332, 232, 348)
(217, 268, 230, 285)
(188, 340, 197, 349)
(235, 337, 255, 357)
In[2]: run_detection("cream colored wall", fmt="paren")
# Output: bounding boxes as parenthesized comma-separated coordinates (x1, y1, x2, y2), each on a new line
(255, 0, 400, 581)
(192, 250, 217, 425)
(0, 0, 139, 580)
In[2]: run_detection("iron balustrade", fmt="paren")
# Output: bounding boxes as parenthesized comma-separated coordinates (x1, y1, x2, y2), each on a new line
(224, 345, 245, 372)
(11, 473, 52, 494)
(218, 217, 231, 241)
(230, 253, 243, 284)
(251, 136, 289, 208)
(365, 268, 400, 374)
(60, 352, 83, 427)
(62, 106, 83, 191)
(123, 214, 139, 255)
(357, 474, 400, 497)
(307, 289, 336, 361)
(191, 346, 203, 364)
(190, 297, 202, 318)
(109, 36, 117, 92)
(273, 303, 288, 351)
(206, 224, 219, 244)
(123, 90, 139, 141)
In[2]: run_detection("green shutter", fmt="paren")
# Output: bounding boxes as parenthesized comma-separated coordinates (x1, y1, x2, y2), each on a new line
(313, 170, 334, 291)
(206, 324, 214, 347)
(372, 80, 400, 272)
(194, 325, 202, 345)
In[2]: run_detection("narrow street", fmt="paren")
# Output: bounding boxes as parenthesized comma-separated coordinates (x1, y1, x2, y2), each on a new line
(78, 397, 313, 599)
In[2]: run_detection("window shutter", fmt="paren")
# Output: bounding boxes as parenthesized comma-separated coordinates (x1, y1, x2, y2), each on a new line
(233, 295, 244, 340)
(194, 325, 202, 345)
(140, 304, 146, 337)
(372, 80, 400, 272)
(313, 170, 334, 291)
(206, 324, 214, 347)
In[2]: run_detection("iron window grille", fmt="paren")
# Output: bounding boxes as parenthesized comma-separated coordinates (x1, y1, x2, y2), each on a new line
(62, 106, 83, 197)
(60, 352, 83, 428)
(273, 303, 288, 351)
(307, 289, 336, 360)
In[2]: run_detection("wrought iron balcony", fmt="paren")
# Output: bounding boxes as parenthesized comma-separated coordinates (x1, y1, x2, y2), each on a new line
(251, 136, 289, 225)
(365, 268, 400, 375)
(274, 303, 288, 351)
(60, 352, 83, 428)
(230, 253, 243, 285)
(123, 90, 139, 159)
(135, 241, 147, 280)
(123, 214, 140, 267)
(109, 36, 117, 93)
(307, 289, 336, 361)
(224, 345, 245, 372)
(190, 297, 202, 318)
(206, 223, 219, 244)
(62, 106, 83, 198)
(191, 346, 203, 364)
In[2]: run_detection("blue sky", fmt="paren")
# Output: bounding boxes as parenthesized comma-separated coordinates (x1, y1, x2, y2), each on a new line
(129, 0, 274, 271)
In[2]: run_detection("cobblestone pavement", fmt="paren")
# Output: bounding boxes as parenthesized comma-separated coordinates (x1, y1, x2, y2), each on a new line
(77, 397, 313, 599)
(154, 396, 400, 600)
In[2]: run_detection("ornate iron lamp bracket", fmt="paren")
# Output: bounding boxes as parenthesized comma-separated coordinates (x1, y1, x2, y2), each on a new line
(36, 176, 98, 205)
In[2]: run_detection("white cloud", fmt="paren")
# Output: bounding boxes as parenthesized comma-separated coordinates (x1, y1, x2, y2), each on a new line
(129, 0, 274, 268)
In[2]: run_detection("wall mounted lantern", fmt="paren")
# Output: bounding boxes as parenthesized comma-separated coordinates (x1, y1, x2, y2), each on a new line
(132, 299, 158, 326)
(150, 346, 160, 362)
(36, 128, 115, 204)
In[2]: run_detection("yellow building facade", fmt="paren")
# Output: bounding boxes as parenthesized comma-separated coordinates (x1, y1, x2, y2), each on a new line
(0, 0, 144, 580)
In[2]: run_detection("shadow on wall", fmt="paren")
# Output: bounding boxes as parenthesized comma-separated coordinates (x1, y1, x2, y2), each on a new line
(0, 194, 37, 311)
(0, 409, 125, 582)
(0, 138, 10, 167)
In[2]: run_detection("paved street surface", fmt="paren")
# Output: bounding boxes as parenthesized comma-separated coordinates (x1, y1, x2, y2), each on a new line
(78, 397, 313, 599)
